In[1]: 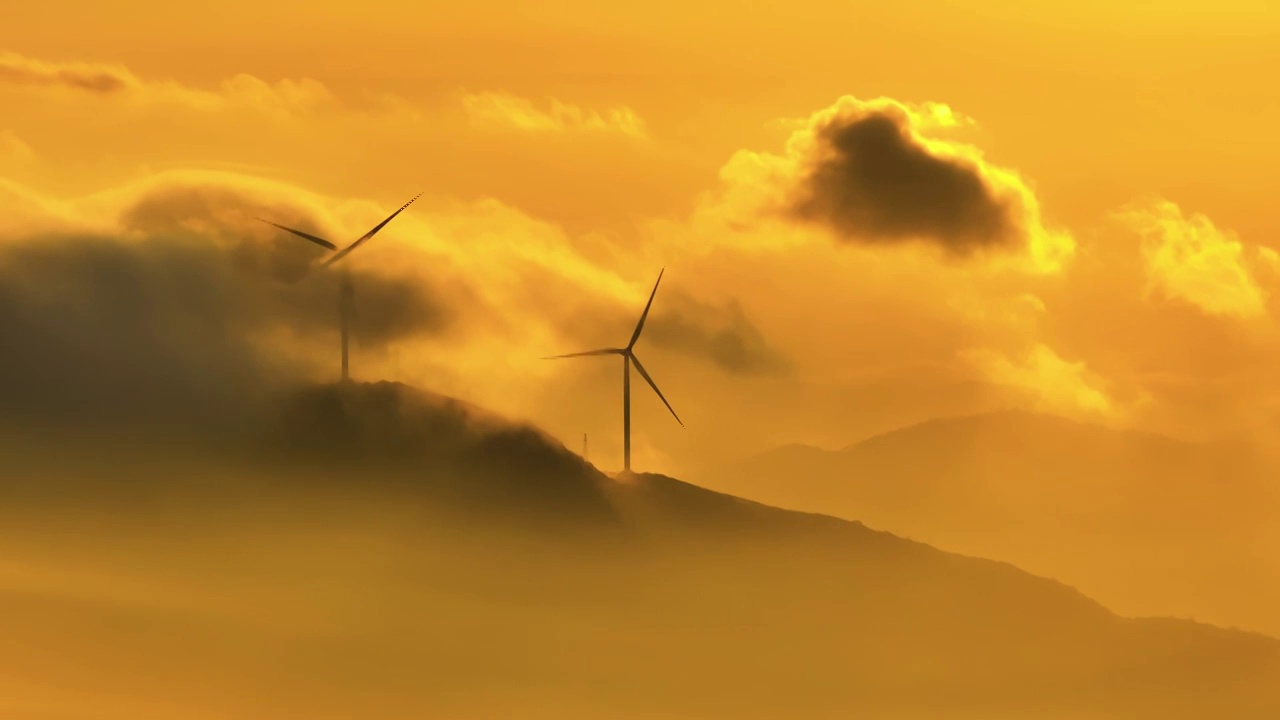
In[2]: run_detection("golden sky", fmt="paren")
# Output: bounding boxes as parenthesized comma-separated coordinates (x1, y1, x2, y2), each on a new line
(3, 1, 1280, 475)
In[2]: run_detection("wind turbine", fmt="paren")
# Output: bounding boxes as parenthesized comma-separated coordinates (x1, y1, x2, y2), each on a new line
(258, 193, 421, 382)
(546, 269, 682, 473)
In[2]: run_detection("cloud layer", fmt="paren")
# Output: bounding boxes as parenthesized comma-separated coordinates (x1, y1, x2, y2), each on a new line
(0, 171, 787, 456)
(0, 50, 334, 117)
(0, 51, 137, 93)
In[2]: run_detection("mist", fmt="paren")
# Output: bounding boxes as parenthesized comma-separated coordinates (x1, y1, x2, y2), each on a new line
(2, 378, 1278, 719)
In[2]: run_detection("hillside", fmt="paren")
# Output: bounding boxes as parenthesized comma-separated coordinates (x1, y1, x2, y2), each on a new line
(702, 409, 1280, 637)
(1, 387, 1278, 719)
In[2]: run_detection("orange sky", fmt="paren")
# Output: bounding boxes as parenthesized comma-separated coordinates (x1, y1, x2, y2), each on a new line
(3, 1, 1280, 475)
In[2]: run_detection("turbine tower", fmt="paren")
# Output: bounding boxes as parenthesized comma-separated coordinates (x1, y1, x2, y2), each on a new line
(546, 269, 682, 473)
(258, 193, 421, 382)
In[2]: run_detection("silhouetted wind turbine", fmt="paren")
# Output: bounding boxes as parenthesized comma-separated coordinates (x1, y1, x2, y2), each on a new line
(546, 269, 682, 473)
(257, 193, 421, 382)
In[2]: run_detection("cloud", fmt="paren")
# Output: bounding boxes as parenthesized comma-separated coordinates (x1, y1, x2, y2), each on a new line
(117, 175, 454, 346)
(0, 177, 78, 236)
(0, 50, 334, 116)
(0, 51, 138, 93)
(0, 233, 283, 432)
(714, 96, 1073, 272)
(795, 112, 1007, 246)
(948, 291, 1047, 331)
(965, 344, 1118, 419)
(207, 74, 334, 115)
(546, 275, 790, 378)
(462, 91, 648, 139)
(646, 292, 791, 376)
(0, 173, 451, 434)
(1117, 198, 1269, 319)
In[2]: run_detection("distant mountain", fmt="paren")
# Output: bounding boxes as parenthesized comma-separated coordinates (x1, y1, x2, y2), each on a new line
(3, 388, 1278, 719)
(702, 409, 1280, 637)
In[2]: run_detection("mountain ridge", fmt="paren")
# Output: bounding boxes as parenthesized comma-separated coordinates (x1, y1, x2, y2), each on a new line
(702, 406, 1280, 638)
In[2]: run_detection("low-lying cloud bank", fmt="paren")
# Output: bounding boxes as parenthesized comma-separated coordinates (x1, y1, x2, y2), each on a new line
(0, 174, 450, 435)
(0, 171, 786, 447)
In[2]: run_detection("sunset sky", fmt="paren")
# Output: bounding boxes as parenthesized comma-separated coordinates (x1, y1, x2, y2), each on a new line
(3, 1, 1280, 476)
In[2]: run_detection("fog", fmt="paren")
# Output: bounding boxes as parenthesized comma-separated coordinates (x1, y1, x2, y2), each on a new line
(2, 391, 1278, 720)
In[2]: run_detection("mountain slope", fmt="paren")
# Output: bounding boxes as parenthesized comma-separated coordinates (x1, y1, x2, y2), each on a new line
(1, 387, 1278, 719)
(703, 409, 1280, 637)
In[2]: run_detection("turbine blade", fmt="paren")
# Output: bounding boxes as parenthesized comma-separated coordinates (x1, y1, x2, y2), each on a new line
(324, 192, 423, 267)
(256, 218, 337, 250)
(543, 348, 624, 360)
(627, 268, 664, 350)
(630, 354, 682, 426)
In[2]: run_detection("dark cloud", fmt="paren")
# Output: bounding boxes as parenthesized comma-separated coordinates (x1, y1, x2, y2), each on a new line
(119, 182, 337, 282)
(555, 285, 789, 377)
(646, 292, 790, 376)
(0, 190, 450, 436)
(0, 233, 281, 433)
(788, 111, 1019, 254)
(118, 183, 451, 345)
(0, 52, 136, 94)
